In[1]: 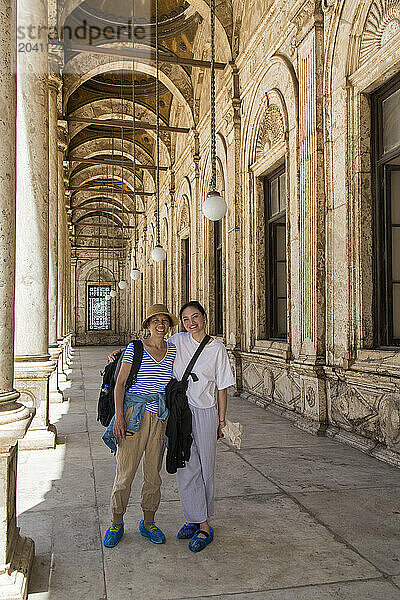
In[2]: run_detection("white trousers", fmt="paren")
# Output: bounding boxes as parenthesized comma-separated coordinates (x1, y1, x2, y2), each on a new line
(176, 404, 218, 523)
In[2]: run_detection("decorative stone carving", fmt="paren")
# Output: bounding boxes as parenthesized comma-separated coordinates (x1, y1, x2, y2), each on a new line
(179, 203, 190, 231)
(329, 380, 380, 439)
(306, 386, 316, 408)
(273, 372, 301, 410)
(256, 103, 285, 160)
(359, 0, 400, 67)
(242, 362, 264, 394)
(379, 395, 400, 450)
(263, 368, 274, 397)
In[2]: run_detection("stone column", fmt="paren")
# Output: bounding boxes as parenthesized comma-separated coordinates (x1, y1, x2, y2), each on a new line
(15, 0, 56, 450)
(57, 122, 69, 378)
(0, 0, 34, 596)
(48, 59, 64, 403)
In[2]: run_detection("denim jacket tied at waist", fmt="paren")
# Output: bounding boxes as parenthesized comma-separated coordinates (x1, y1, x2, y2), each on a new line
(102, 391, 169, 455)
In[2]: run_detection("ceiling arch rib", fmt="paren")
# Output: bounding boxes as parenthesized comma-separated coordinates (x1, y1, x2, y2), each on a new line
(71, 191, 146, 215)
(74, 210, 126, 228)
(63, 56, 195, 127)
(69, 125, 170, 165)
(68, 135, 161, 166)
(67, 98, 171, 141)
(70, 163, 142, 188)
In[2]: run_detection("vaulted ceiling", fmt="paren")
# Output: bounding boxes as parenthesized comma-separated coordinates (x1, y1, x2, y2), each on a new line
(61, 0, 233, 255)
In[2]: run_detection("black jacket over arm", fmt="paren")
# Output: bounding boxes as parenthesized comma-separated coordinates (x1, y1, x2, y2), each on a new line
(165, 378, 192, 474)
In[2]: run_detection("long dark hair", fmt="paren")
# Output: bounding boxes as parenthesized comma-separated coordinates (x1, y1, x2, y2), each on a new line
(179, 301, 207, 322)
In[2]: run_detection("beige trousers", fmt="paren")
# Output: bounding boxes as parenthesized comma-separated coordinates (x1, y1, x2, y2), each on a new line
(111, 407, 166, 523)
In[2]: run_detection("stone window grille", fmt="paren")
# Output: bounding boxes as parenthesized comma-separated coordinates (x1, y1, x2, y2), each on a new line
(372, 74, 400, 346)
(265, 166, 287, 339)
(88, 285, 111, 331)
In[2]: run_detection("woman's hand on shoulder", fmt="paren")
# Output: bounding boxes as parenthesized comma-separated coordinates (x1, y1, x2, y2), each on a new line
(108, 348, 122, 362)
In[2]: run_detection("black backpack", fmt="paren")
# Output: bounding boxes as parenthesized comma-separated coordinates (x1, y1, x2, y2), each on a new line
(97, 340, 144, 427)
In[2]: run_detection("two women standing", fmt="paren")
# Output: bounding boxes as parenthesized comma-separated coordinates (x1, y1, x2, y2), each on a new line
(103, 301, 235, 553)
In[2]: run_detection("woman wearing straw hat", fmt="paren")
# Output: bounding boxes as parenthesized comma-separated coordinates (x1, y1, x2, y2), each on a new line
(103, 304, 178, 548)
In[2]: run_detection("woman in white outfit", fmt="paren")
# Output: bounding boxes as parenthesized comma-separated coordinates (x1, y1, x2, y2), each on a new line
(169, 301, 235, 552)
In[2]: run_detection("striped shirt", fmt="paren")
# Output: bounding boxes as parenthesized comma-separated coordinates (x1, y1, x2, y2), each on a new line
(122, 340, 176, 414)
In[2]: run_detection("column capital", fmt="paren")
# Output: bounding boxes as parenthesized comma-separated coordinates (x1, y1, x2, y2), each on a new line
(58, 119, 68, 153)
(48, 71, 62, 94)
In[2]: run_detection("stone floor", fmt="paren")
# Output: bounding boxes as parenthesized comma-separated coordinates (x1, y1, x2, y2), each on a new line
(17, 347, 400, 600)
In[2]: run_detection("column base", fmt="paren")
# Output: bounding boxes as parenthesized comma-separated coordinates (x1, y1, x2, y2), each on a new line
(0, 535, 34, 600)
(18, 424, 56, 451)
(49, 390, 64, 403)
(56, 340, 69, 379)
(48, 347, 65, 403)
(14, 359, 57, 450)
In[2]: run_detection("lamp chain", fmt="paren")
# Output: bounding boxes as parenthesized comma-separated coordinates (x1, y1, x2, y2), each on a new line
(156, 0, 160, 246)
(132, 0, 137, 267)
(210, 0, 217, 192)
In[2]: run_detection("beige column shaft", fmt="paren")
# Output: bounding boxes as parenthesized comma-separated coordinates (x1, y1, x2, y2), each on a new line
(57, 131, 67, 344)
(15, 0, 56, 449)
(57, 123, 70, 376)
(0, 1, 34, 596)
(48, 74, 61, 350)
(48, 70, 64, 403)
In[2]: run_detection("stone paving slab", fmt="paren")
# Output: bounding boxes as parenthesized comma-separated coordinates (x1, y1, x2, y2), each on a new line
(293, 488, 400, 575)
(99, 495, 379, 600)
(15, 347, 400, 600)
(186, 579, 400, 600)
(28, 550, 105, 600)
(234, 421, 343, 450)
(240, 445, 400, 492)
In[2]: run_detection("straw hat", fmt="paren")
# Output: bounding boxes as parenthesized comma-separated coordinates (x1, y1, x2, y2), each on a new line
(142, 304, 178, 329)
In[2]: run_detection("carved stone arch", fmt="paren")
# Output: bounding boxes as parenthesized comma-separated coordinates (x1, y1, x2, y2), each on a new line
(255, 91, 287, 163)
(177, 195, 190, 237)
(242, 56, 297, 171)
(359, 0, 400, 68)
(77, 259, 116, 283)
(85, 264, 115, 283)
(199, 132, 227, 201)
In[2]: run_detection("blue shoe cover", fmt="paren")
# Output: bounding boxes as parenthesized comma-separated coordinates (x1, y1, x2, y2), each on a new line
(176, 523, 200, 539)
(189, 527, 214, 553)
(103, 522, 124, 548)
(139, 520, 166, 544)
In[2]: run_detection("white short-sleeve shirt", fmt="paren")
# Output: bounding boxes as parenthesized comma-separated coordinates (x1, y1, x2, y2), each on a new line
(169, 332, 235, 409)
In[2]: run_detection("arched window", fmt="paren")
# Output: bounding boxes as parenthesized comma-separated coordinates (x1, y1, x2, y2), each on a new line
(264, 165, 287, 339)
(213, 160, 225, 336)
(181, 236, 190, 304)
(214, 220, 223, 335)
(373, 74, 400, 345)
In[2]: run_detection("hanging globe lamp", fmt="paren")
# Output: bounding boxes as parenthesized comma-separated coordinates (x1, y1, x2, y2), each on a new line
(151, 244, 167, 262)
(130, 268, 140, 280)
(202, 190, 227, 221)
(118, 280, 128, 290)
(110, 290, 117, 298)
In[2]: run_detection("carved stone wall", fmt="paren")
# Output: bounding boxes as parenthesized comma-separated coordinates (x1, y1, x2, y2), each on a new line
(90, 0, 400, 464)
